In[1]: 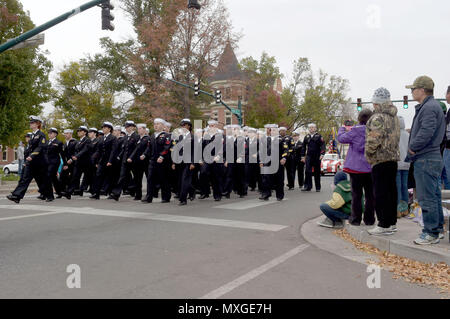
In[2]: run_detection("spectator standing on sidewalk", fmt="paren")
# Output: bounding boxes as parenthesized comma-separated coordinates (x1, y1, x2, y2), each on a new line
(405, 76, 445, 245)
(337, 109, 375, 226)
(17, 142, 24, 177)
(397, 116, 410, 215)
(443, 87, 450, 191)
(365, 87, 400, 236)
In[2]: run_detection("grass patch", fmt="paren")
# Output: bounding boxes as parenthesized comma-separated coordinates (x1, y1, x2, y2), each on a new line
(0, 173, 20, 182)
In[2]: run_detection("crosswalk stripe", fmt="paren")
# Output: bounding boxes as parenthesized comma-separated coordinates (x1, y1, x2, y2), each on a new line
(0, 205, 288, 232)
(213, 198, 288, 210)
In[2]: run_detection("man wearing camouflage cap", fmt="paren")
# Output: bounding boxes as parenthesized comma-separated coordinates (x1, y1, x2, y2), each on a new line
(405, 76, 446, 245)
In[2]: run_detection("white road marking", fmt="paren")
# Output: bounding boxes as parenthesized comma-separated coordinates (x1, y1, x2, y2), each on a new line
(213, 198, 288, 210)
(0, 205, 288, 232)
(0, 211, 65, 221)
(200, 243, 310, 299)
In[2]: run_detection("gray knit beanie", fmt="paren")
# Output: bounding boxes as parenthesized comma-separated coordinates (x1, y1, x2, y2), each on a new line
(372, 87, 391, 104)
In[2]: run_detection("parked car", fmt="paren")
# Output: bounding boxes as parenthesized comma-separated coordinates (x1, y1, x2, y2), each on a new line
(3, 160, 19, 175)
(320, 153, 343, 175)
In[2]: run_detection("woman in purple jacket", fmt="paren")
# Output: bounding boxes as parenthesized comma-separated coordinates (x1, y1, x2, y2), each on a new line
(337, 109, 375, 226)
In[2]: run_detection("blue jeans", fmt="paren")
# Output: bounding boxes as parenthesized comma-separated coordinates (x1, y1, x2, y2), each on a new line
(320, 203, 349, 223)
(396, 170, 409, 204)
(413, 154, 444, 237)
(443, 149, 450, 190)
(18, 159, 24, 177)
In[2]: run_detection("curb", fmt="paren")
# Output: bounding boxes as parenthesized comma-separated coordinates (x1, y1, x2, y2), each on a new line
(344, 223, 450, 266)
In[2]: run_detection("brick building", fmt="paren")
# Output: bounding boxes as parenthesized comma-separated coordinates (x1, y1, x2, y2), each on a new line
(0, 145, 17, 165)
(200, 42, 248, 127)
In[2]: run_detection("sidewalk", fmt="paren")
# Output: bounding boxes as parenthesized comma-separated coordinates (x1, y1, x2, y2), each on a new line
(302, 215, 450, 266)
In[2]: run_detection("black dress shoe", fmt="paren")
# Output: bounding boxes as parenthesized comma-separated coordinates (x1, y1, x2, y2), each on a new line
(189, 195, 195, 201)
(316, 189, 321, 192)
(259, 196, 269, 201)
(277, 198, 283, 201)
(288, 187, 294, 191)
(7, 195, 20, 203)
(301, 188, 311, 192)
(64, 193, 71, 200)
(199, 194, 209, 200)
(223, 193, 230, 199)
(161, 200, 170, 203)
(174, 194, 180, 199)
(134, 197, 142, 201)
(37, 195, 46, 200)
(179, 201, 187, 206)
(214, 198, 221, 202)
(239, 195, 245, 198)
(250, 188, 256, 192)
(56, 194, 63, 199)
(46, 198, 54, 202)
(141, 198, 152, 203)
(100, 191, 107, 196)
(89, 195, 100, 200)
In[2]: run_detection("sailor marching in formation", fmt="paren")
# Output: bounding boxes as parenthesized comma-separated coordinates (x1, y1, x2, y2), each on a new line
(7, 116, 325, 206)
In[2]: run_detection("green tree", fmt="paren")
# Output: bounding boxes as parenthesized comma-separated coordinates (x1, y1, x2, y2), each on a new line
(239, 52, 293, 128)
(0, 0, 53, 146)
(54, 61, 120, 130)
(287, 58, 351, 139)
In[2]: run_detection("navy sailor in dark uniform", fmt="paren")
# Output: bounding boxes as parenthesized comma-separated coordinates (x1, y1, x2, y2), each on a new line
(301, 123, 326, 192)
(46, 127, 64, 198)
(8, 116, 52, 203)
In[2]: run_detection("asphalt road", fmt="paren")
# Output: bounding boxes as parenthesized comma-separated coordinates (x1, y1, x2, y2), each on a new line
(0, 176, 441, 298)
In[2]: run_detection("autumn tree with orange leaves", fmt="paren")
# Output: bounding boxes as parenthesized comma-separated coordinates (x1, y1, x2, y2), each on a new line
(122, 0, 240, 123)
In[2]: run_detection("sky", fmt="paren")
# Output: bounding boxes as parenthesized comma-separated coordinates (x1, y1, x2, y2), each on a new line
(18, 0, 450, 128)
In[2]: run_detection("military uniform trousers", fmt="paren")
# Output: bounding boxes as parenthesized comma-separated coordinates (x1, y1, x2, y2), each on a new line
(145, 160, 171, 202)
(179, 163, 196, 202)
(47, 159, 62, 195)
(67, 160, 90, 195)
(199, 162, 223, 200)
(304, 155, 321, 190)
(12, 160, 51, 199)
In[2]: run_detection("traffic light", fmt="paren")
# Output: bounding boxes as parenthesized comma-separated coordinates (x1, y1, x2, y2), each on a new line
(101, 0, 115, 31)
(188, 0, 201, 10)
(357, 98, 362, 111)
(215, 90, 222, 104)
(403, 95, 409, 109)
(194, 80, 200, 97)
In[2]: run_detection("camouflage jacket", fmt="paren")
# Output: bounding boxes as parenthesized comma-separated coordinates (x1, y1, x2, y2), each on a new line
(365, 103, 400, 166)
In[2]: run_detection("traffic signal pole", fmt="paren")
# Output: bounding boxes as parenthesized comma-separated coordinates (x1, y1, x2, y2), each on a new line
(0, 0, 107, 54)
(166, 78, 243, 125)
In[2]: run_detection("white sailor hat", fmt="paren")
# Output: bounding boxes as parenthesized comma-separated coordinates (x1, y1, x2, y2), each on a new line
(125, 120, 136, 127)
(264, 124, 278, 129)
(258, 130, 266, 135)
(77, 126, 88, 132)
(137, 123, 147, 129)
(243, 126, 249, 131)
(102, 121, 113, 129)
(49, 127, 58, 134)
(207, 120, 218, 125)
(248, 127, 257, 133)
(63, 129, 73, 134)
(164, 121, 172, 128)
(279, 126, 287, 131)
(154, 118, 165, 124)
(114, 125, 122, 131)
(29, 115, 42, 123)
(180, 118, 192, 126)
(121, 127, 127, 134)
(88, 127, 98, 133)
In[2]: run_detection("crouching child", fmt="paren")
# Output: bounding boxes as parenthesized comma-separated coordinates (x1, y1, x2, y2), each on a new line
(317, 172, 351, 229)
